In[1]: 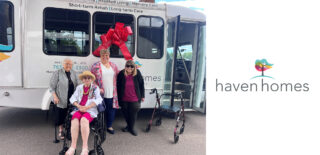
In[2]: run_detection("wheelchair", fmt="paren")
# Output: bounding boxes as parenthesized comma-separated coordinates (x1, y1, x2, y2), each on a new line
(59, 103, 106, 155)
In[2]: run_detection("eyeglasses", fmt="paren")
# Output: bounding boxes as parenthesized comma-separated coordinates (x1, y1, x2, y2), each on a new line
(126, 65, 135, 68)
(64, 63, 72, 66)
(101, 54, 109, 57)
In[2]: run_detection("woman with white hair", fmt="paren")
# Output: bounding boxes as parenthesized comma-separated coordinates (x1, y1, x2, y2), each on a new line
(65, 71, 102, 155)
(49, 58, 79, 140)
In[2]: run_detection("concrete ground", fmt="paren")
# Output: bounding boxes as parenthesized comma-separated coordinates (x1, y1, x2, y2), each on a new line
(0, 107, 206, 155)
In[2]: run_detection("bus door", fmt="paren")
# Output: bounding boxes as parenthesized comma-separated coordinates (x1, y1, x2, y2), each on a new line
(192, 22, 206, 113)
(0, 0, 22, 87)
(165, 16, 206, 113)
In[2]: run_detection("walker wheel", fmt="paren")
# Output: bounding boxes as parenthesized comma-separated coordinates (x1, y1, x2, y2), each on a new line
(174, 135, 179, 143)
(146, 124, 151, 132)
(180, 126, 185, 134)
(155, 119, 162, 126)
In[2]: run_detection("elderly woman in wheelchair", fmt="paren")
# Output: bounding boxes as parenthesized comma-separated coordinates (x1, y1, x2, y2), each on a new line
(65, 71, 103, 155)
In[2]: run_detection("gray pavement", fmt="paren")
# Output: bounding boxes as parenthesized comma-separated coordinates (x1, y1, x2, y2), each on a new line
(0, 107, 205, 155)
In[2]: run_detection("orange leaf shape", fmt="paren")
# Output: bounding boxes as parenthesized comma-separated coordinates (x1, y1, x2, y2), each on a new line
(0, 53, 10, 62)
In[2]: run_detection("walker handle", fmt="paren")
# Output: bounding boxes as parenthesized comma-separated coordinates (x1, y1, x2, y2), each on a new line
(150, 88, 157, 94)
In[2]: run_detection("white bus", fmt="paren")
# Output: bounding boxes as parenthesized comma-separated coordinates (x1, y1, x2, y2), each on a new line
(0, 0, 206, 113)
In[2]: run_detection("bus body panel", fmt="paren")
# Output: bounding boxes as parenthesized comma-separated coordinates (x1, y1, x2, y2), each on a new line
(0, 88, 47, 109)
(0, 0, 22, 87)
(22, 0, 167, 109)
(0, 0, 206, 110)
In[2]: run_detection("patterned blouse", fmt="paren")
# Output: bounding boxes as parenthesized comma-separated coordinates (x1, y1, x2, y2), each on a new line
(69, 83, 102, 118)
(91, 61, 120, 109)
(49, 69, 79, 108)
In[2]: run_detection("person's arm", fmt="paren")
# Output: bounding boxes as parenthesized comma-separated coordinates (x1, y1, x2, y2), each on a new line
(138, 70, 145, 101)
(86, 102, 97, 109)
(114, 63, 120, 75)
(93, 85, 103, 106)
(117, 70, 123, 100)
(52, 92, 59, 104)
(49, 70, 60, 104)
(70, 85, 80, 106)
(73, 101, 81, 108)
(71, 86, 86, 112)
(82, 86, 102, 112)
(91, 63, 104, 94)
(90, 62, 99, 85)
(116, 70, 121, 89)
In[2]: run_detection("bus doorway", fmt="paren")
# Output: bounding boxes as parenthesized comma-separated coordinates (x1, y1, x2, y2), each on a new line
(164, 16, 206, 113)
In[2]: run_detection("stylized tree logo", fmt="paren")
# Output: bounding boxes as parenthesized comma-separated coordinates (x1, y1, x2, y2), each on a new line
(251, 59, 273, 79)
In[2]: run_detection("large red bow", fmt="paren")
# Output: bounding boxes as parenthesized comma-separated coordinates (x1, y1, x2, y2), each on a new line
(93, 22, 133, 60)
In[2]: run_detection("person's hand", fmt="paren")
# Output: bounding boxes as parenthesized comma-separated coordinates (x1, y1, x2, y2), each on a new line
(79, 106, 88, 112)
(100, 88, 104, 94)
(53, 97, 60, 104)
(141, 98, 145, 102)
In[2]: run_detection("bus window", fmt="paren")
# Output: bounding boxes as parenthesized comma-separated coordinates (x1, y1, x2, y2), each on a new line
(43, 8, 90, 56)
(0, 1, 14, 52)
(137, 16, 164, 59)
(93, 12, 135, 58)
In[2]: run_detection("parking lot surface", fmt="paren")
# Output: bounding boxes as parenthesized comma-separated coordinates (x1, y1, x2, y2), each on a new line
(0, 107, 205, 155)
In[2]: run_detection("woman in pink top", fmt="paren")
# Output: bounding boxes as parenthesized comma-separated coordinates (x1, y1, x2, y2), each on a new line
(117, 60, 145, 136)
(66, 71, 102, 155)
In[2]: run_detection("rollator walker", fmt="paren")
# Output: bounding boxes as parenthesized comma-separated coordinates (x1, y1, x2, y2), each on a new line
(145, 88, 186, 143)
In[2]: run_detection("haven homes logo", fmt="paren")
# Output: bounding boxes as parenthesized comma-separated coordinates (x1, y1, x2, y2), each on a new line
(252, 59, 273, 79)
(216, 59, 309, 92)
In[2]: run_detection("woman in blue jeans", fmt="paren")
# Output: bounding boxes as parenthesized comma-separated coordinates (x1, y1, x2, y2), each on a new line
(91, 48, 119, 134)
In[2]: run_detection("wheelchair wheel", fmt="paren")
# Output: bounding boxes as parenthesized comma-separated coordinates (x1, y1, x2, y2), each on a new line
(146, 124, 151, 132)
(89, 150, 96, 155)
(89, 145, 104, 155)
(155, 119, 162, 126)
(97, 145, 104, 155)
(59, 147, 72, 155)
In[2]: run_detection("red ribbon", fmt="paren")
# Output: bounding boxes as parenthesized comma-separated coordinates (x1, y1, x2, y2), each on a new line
(93, 22, 133, 60)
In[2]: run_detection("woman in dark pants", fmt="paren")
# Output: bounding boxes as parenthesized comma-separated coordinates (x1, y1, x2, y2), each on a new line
(49, 58, 79, 140)
(117, 60, 145, 136)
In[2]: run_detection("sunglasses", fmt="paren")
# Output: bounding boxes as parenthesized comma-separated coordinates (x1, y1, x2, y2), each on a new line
(83, 76, 91, 80)
(126, 65, 135, 68)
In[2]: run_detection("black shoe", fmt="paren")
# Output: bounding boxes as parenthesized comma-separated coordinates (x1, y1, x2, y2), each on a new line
(107, 128, 115, 134)
(122, 126, 129, 132)
(129, 129, 138, 136)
